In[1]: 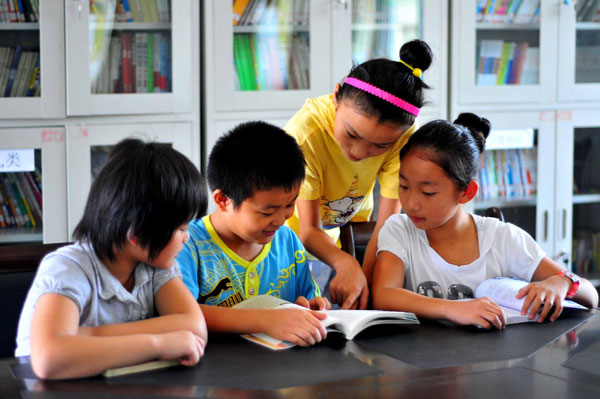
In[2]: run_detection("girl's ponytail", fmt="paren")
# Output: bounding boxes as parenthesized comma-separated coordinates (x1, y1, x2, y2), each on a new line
(453, 112, 491, 154)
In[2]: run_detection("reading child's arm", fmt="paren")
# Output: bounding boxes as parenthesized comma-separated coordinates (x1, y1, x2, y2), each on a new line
(372, 251, 506, 329)
(296, 198, 369, 310)
(516, 257, 599, 322)
(79, 278, 207, 341)
(30, 293, 204, 379)
(361, 196, 402, 286)
(200, 304, 328, 346)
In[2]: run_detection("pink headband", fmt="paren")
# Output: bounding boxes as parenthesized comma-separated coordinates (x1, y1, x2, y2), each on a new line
(343, 77, 420, 117)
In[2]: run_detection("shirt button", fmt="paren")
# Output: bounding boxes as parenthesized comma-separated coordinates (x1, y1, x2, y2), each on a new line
(249, 272, 256, 279)
(248, 288, 255, 295)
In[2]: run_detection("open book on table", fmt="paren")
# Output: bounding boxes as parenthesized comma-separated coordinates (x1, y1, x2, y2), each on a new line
(233, 295, 419, 350)
(475, 277, 588, 325)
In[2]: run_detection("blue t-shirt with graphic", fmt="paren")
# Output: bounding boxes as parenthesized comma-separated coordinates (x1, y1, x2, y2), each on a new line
(177, 215, 320, 307)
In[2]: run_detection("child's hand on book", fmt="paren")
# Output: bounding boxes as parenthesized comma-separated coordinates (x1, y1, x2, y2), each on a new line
(263, 308, 328, 347)
(156, 330, 206, 366)
(330, 256, 369, 310)
(446, 297, 507, 329)
(515, 277, 570, 322)
(295, 296, 331, 310)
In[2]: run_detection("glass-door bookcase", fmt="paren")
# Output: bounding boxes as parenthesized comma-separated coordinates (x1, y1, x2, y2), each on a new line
(65, 0, 192, 115)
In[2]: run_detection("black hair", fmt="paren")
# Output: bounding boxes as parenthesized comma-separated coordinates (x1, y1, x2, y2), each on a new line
(207, 121, 306, 208)
(73, 138, 208, 262)
(336, 39, 433, 126)
(400, 113, 491, 190)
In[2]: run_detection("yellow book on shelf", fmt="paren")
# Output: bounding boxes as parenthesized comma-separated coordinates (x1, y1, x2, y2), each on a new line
(233, 0, 251, 25)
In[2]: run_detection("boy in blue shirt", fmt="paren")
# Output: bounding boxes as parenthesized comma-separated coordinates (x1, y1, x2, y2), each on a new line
(177, 121, 330, 347)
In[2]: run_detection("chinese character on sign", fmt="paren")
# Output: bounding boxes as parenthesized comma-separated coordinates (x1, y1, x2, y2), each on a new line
(0, 152, 21, 168)
(0, 149, 35, 172)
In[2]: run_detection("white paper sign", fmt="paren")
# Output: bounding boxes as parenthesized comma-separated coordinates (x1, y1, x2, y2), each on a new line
(486, 129, 535, 150)
(0, 149, 35, 172)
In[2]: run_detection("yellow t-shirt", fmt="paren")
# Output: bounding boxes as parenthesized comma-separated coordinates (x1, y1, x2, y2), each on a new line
(285, 94, 415, 243)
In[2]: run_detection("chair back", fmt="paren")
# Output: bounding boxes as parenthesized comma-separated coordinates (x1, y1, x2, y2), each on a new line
(340, 221, 377, 265)
(0, 242, 67, 358)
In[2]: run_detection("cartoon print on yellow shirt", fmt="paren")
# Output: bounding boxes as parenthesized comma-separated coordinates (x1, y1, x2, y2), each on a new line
(321, 173, 365, 229)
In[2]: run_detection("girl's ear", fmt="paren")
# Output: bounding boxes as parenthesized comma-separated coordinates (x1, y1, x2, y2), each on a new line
(332, 83, 341, 108)
(459, 180, 479, 204)
(213, 189, 231, 211)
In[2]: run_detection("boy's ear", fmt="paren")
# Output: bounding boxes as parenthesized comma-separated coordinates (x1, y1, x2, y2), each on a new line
(459, 180, 479, 204)
(213, 189, 231, 211)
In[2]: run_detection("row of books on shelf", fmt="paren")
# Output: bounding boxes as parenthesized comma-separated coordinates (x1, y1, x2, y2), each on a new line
(477, 148, 537, 200)
(353, 0, 415, 25)
(91, 32, 171, 94)
(0, 46, 40, 98)
(233, 0, 309, 26)
(353, 27, 413, 65)
(576, 0, 600, 22)
(91, 0, 170, 23)
(476, 40, 538, 86)
(0, 0, 39, 23)
(233, 32, 309, 91)
(476, 0, 540, 24)
(572, 230, 600, 275)
(0, 171, 42, 229)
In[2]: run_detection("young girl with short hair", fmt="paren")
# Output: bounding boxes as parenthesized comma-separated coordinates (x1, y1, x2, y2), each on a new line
(16, 138, 208, 378)
(372, 114, 598, 328)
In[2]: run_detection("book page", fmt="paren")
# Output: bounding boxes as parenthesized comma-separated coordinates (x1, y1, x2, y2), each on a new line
(102, 360, 179, 378)
(324, 310, 419, 340)
(476, 277, 588, 312)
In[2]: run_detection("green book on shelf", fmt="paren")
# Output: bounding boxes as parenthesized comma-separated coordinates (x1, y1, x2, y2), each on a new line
(240, 34, 257, 91)
(233, 35, 249, 90)
(147, 33, 154, 93)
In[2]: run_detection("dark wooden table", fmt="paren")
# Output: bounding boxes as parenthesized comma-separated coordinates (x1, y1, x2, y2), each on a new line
(2, 310, 600, 399)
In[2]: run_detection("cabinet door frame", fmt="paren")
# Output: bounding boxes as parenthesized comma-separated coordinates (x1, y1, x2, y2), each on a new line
(474, 110, 556, 256)
(331, 0, 448, 120)
(0, 127, 68, 243)
(555, 109, 600, 269)
(66, 122, 194, 237)
(557, 2, 600, 103)
(210, 0, 331, 112)
(65, 0, 193, 116)
(451, 0, 558, 108)
(0, 1, 65, 119)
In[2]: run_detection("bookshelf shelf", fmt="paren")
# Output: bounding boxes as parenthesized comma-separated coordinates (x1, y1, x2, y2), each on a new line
(233, 24, 309, 34)
(0, 23, 39, 31)
(352, 23, 412, 31)
(572, 194, 600, 205)
(90, 22, 172, 31)
(476, 23, 540, 30)
(576, 22, 600, 30)
(0, 226, 43, 243)
(473, 197, 537, 211)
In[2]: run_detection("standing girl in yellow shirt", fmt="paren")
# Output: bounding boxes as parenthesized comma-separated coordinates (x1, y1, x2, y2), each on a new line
(285, 39, 433, 309)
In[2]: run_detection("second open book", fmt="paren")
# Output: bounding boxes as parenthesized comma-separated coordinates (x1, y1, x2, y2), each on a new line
(475, 277, 588, 325)
(233, 295, 419, 350)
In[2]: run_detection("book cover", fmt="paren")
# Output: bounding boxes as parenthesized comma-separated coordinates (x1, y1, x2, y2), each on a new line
(147, 33, 153, 93)
(102, 359, 179, 378)
(4, 46, 22, 97)
(233, 0, 252, 25)
(25, 52, 40, 97)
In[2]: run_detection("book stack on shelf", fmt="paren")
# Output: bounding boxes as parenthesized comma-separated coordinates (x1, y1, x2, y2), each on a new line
(0, 0, 40, 22)
(476, 40, 538, 85)
(90, 0, 172, 94)
(0, 170, 42, 229)
(352, 0, 418, 64)
(232, 0, 309, 91)
(91, 32, 171, 94)
(91, 0, 171, 23)
(576, 0, 600, 22)
(0, 46, 40, 97)
(572, 230, 600, 275)
(476, 0, 540, 24)
(476, 148, 537, 202)
(233, 0, 309, 26)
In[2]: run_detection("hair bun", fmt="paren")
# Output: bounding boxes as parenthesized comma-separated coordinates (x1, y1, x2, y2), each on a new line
(453, 112, 491, 153)
(399, 39, 433, 73)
